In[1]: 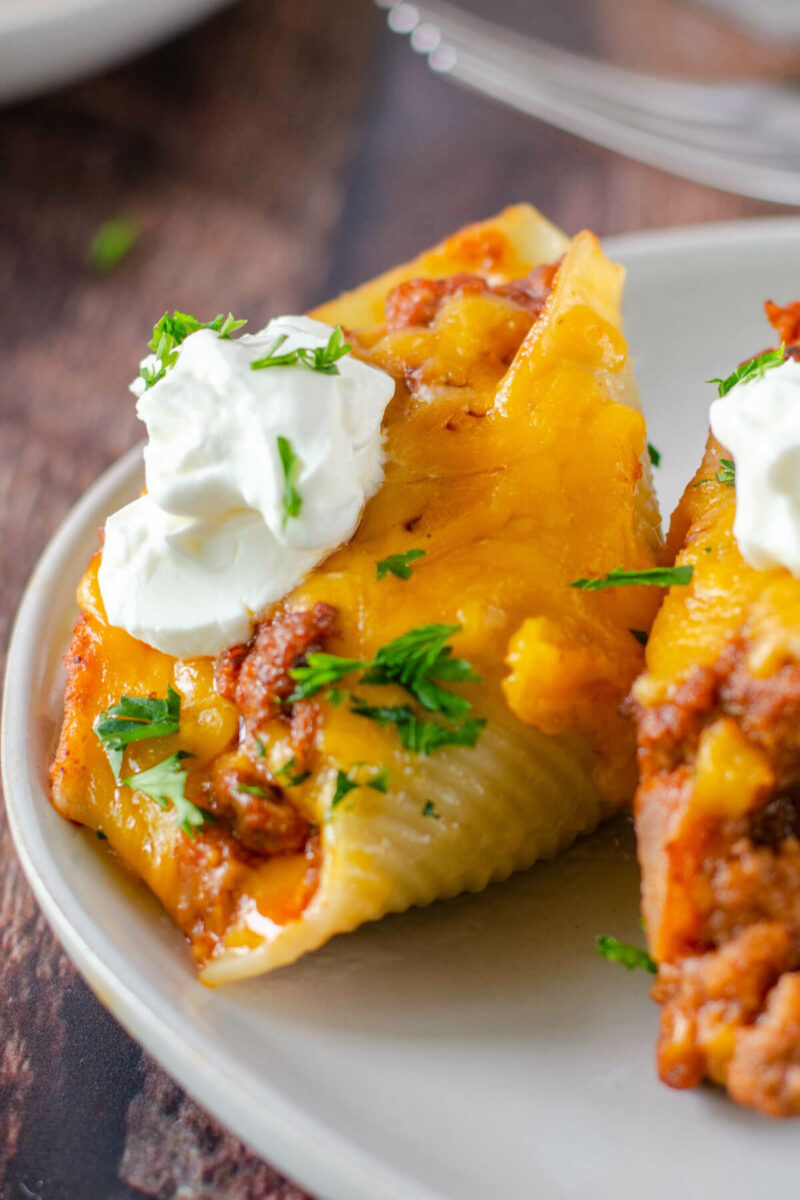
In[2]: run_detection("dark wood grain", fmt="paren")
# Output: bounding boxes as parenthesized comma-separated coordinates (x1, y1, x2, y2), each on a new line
(0, 0, 796, 1196)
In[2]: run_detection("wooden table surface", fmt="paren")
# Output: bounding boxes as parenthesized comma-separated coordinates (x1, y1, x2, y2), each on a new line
(0, 1, 796, 1196)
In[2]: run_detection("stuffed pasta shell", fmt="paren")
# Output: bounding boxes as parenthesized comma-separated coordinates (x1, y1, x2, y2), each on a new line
(51, 205, 663, 982)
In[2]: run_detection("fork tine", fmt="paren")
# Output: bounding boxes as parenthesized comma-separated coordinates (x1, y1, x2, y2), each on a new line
(382, 0, 761, 124)
(378, 0, 800, 203)
(424, 40, 800, 198)
(456, 41, 800, 159)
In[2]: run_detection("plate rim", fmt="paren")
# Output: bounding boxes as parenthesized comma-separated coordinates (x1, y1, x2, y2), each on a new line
(2, 444, 440, 1200)
(6, 213, 800, 1200)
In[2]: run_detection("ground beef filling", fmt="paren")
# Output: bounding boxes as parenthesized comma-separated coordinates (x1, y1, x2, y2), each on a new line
(383, 260, 561, 331)
(216, 601, 336, 765)
(169, 604, 338, 960)
(636, 638, 800, 1114)
(173, 825, 320, 964)
(181, 604, 336, 864)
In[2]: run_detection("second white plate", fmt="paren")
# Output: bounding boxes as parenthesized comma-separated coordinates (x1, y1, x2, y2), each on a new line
(0, 0, 233, 104)
(5, 217, 800, 1200)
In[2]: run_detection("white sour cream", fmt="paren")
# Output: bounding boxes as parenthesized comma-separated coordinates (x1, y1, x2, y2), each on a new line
(98, 316, 395, 657)
(709, 355, 800, 574)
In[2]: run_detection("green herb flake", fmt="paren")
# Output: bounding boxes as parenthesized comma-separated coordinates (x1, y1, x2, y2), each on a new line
(251, 325, 351, 375)
(692, 458, 736, 490)
(422, 800, 440, 819)
(350, 697, 485, 756)
(277, 436, 303, 524)
(349, 698, 416, 728)
(368, 766, 391, 793)
(704, 546, 713, 554)
(274, 756, 312, 787)
(709, 344, 785, 397)
(122, 751, 209, 837)
(376, 548, 426, 581)
(326, 687, 349, 707)
(400, 716, 486, 755)
(646, 442, 661, 468)
(595, 934, 657, 975)
(330, 770, 357, 810)
(94, 685, 181, 780)
(88, 217, 138, 274)
(717, 458, 735, 486)
(236, 782, 271, 798)
(361, 623, 480, 721)
(570, 565, 693, 592)
(216, 312, 248, 339)
(96, 829, 108, 841)
(140, 309, 247, 390)
(249, 333, 295, 370)
(289, 652, 363, 701)
(287, 624, 486, 757)
(348, 762, 390, 793)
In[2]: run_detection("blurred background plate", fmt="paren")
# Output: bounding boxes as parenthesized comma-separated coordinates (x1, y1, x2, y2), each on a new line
(0, 0, 235, 105)
(695, 0, 800, 37)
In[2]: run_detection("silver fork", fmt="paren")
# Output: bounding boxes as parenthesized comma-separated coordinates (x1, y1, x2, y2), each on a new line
(377, 0, 800, 205)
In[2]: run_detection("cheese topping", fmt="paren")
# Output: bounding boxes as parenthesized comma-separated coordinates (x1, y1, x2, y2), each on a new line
(710, 356, 800, 576)
(98, 316, 395, 657)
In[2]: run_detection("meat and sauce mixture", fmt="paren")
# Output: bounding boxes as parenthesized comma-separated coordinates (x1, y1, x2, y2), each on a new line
(631, 301, 800, 1117)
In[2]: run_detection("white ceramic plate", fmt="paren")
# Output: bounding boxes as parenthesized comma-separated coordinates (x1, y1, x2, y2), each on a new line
(4, 217, 800, 1200)
(0, 0, 234, 105)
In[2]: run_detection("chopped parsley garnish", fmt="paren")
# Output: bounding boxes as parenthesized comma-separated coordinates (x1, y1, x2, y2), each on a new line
(692, 458, 736, 489)
(350, 697, 485, 756)
(331, 770, 357, 809)
(422, 800, 440, 819)
(249, 333, 296, 370)
(717, 458, 736, 486)
(349, 698, 416, 727)
(646, 442, 661, 468)
(288, 624, 485, 755)
(94, 685, 181, 780)
(629, 629, 648, 647)
(88, 217, 138, 273)
(326, 687, 349, 707)
(274, 756, 312, 787)
(237, 782, 270, 797)
(122, 751, 208, 837)
(570, 565, 693, 591)
(216, 312, 249, 339)
(289, 652, 364, 701)
(361, 623, 481, 721)
(595, 935, 657, 974)
(140, 309, 247, 390)
(328, 763, 390, 815)
(290, 625, 481, 718)
(352, 763, 390, 793)
(250, 325, 351, 375)
(376, 548, 426, 581)
(709, 344, 785, 397)
(277, 436, 303, 524)
(400, 716, 486, 755)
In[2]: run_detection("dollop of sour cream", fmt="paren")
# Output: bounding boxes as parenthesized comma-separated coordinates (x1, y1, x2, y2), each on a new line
(709, 355, 800, 574)
(98, 316, 395, 657)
